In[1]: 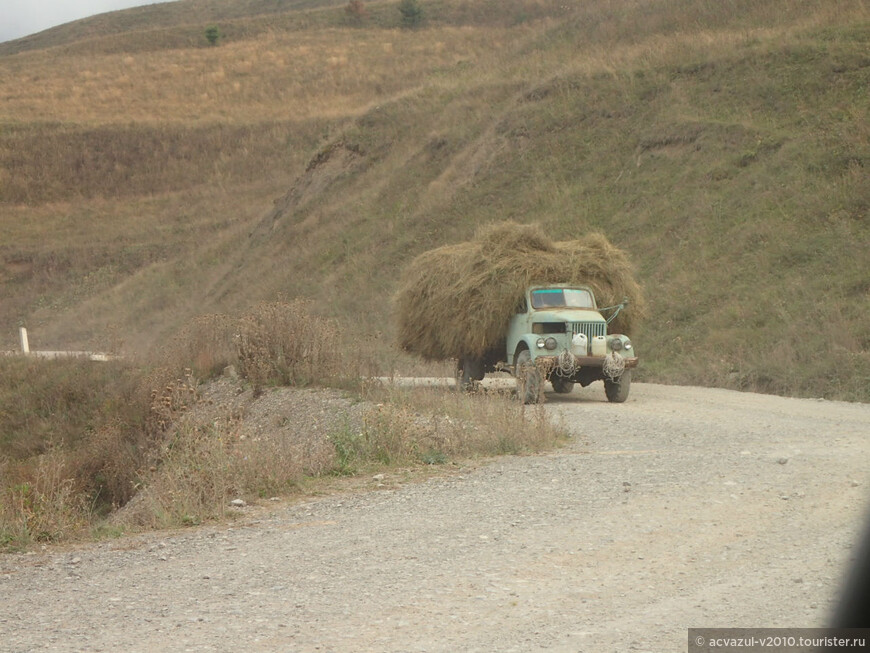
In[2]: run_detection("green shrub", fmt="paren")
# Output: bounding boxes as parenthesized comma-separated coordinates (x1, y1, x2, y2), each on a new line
(398, 0, 423, 28)
(204, 26, 220, 46)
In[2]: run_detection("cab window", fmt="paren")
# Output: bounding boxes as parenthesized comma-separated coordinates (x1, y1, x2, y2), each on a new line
(530, 288, 594, 309)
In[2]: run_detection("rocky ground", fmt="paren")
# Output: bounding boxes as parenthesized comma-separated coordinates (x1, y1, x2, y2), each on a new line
(2, 382, 869, 652)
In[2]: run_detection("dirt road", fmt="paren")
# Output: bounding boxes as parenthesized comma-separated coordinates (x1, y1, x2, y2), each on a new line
(2, 383, 869, 652)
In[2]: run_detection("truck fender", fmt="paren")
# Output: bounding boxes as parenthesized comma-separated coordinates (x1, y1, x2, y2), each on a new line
(511, 335, 540, 365)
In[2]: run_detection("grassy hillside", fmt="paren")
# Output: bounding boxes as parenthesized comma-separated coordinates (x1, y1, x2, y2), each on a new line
(1, 0, 867, 400)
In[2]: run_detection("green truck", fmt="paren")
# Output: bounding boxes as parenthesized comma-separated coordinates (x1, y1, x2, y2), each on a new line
(458, 285, 638, 403)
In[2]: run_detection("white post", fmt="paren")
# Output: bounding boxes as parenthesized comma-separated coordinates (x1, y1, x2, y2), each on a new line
(19, 327, 29, 353)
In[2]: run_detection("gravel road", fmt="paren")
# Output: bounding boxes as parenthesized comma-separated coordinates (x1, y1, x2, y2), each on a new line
(2, 382, 869, 652)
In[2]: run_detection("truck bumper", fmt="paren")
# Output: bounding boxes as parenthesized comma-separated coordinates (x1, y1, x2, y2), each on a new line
(536, 355, 639, 369)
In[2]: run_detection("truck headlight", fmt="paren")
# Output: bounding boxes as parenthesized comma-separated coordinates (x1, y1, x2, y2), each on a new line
(536, 338, 546, 349)
(610, 339, 623, 351)
(544, 337, 557, 351)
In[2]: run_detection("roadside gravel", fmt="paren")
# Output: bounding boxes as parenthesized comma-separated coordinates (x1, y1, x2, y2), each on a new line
(2, 382, 868, 652)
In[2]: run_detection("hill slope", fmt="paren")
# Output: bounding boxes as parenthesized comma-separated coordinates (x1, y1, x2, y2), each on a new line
(0, 0, 867, 400)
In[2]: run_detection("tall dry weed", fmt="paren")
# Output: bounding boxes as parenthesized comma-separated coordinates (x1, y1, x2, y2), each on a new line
(145, 368, 199, 435)
(0, 449, 93, 548)
(161, 314, 238, 380)
(235, 300, 344, 394)
(358, 382, 565, 463)
(112, 413, 324, 530)
(119, 422, 244, 529)
(153, 300, 347, 395)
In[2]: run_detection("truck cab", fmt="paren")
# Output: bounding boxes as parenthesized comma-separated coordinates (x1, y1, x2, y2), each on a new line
(506, 285, 638, 403)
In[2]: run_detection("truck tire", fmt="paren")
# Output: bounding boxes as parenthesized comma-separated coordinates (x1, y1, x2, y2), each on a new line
(457, 356, 485, 391)
(515, 349, 542, 404)
(604, 370, 631, 403)
(551, 377, 575, 394)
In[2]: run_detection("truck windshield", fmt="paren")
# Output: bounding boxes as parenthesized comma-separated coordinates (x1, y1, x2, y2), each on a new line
(531, 288, 594, 309)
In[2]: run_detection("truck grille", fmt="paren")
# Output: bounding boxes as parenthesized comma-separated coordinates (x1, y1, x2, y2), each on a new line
(571, 321, 606, 340)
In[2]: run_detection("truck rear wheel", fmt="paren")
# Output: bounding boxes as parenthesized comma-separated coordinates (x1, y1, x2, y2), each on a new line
(604, 370, 631, 403)
(457, 356, 485, 391)
(515, 349, 542, 404)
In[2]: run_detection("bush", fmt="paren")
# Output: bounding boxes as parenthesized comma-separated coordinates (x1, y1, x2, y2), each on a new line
(0, 356, 151, 549)
(398, 0, 423, 28)
(204, 26, 220, 46)
(0, 450, 93, 548)
(235, 300, 344, 394)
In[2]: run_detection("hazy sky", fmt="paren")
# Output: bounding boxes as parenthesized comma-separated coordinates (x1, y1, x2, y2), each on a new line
(1, 1, 173, 43)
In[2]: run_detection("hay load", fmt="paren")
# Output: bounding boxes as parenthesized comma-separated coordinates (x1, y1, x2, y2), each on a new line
(395, 222, 645, 361)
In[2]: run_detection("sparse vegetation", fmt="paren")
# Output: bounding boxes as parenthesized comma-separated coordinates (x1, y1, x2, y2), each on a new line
(326, 382, 562, 477)
(0, 300, 564, 549)
(360, 382, 562, 463)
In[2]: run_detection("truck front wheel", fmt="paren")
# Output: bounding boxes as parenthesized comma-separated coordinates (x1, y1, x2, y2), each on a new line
(515, 349, 542, 404)
(604, 370, 631, 403)
(550, 376, 575, 394)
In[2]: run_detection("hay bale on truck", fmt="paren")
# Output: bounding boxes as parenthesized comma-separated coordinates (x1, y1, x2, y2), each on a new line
(395, 222, 645, 403)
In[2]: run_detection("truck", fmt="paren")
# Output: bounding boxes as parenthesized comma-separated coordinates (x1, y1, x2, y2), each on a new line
(457, 284, 638, 403)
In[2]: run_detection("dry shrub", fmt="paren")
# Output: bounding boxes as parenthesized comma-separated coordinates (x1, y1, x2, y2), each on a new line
(112, 415, 317, 530)
(395, 221, 646, 361)
(144, 368, 199, 435)
(357, 382, 565, 465)
(115, 422, 244, 529)
(236, 300, 343, 393)
(149, 299, 346, 403)
(160, 314, 238, 380)
(0, 449, 93, 548)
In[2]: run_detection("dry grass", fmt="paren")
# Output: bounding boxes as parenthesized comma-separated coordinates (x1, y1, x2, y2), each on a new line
(0, 26, 516, 125)
(235, 301, 344, 392)
(98, 363, 566, 535)
(0, 300, 348, 548)
(0, 450, 93, 545)
(154, 300, 347, 393)
(112, 417, 319, 530)
(328, 379, 565, 475)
